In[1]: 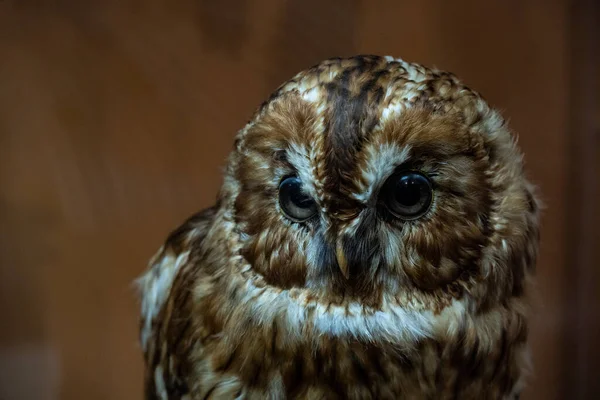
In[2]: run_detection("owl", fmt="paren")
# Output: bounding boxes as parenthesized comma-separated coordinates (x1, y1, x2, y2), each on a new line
(137, 55, 540, 399)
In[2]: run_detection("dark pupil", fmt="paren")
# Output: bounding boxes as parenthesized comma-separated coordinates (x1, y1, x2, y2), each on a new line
(291, 187, 312, 208)
(395, 176, 422, 206)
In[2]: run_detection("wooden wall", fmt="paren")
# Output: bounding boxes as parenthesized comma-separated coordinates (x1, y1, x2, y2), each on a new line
(564, 0, 599, 398)
(0, 1, 595, 399)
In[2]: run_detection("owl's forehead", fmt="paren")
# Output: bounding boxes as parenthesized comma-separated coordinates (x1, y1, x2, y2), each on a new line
(275, 55, 463, 111)
(238, 55, 494, 211)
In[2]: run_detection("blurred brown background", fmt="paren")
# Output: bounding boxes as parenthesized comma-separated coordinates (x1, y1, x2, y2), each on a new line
(0, 0, 598, 399)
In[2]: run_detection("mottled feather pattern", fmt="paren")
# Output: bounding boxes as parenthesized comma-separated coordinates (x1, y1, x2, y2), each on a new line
(138, 55, 539, 399)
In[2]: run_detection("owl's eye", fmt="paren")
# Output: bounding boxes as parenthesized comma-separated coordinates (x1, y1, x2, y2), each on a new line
(278, 177, 318, 222)
(381, 171, 433, 219)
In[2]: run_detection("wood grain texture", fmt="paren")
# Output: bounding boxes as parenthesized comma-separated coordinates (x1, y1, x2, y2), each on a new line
(0, 1, 580, 399)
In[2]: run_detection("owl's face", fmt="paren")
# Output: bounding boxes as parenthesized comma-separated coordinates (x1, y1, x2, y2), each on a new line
(224, 56, 538, 312)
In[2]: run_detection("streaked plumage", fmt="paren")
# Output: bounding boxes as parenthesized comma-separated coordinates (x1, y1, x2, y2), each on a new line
(137, 55, 540, 399)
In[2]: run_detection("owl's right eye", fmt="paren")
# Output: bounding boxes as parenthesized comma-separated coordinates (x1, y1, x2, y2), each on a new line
(278, 177, 318, 222)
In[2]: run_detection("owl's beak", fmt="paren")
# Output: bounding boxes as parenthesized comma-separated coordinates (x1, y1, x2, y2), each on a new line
(335, 236, 350, 279)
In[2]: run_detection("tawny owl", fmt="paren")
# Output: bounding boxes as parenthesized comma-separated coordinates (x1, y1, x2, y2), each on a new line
(137, 55, 540, 399)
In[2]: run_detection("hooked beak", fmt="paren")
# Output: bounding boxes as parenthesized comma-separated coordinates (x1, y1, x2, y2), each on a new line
(330, 210, 379, 280)
(336, 236, 350, 280)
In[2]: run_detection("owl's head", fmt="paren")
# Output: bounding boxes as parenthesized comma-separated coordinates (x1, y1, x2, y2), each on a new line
(221, 56, 539, 313)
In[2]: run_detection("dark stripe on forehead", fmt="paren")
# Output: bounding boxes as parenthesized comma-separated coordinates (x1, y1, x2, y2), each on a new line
(323, 56, 389, 213)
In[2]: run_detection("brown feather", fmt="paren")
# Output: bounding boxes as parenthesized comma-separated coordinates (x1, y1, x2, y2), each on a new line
(138, 55, 539, 399)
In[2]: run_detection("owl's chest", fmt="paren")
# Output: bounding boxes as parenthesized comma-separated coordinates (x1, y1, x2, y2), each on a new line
(195, 332, 523, 400)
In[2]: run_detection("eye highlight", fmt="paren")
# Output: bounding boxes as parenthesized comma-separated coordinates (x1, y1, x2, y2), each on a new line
(380, 171, 433, 220)
(278, 176, 318, 222)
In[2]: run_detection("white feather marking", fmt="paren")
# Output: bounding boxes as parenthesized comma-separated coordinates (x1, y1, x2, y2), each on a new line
(235, 278, 456, 346)
(353, 142, 411, 203)
(286, 142, 319, 200)
(154, 366, 168, 400)
(139, 250, 190, 349)
(380, 100, 404, 123)
(301, 87, 320, 103)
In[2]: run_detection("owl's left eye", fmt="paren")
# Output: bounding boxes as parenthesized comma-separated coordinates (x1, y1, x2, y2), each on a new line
(278, 176, 318, 222)
(380, 171, 433, 220)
